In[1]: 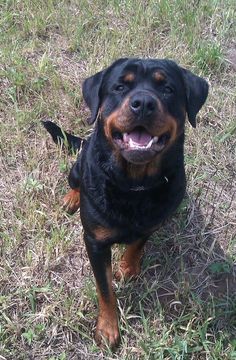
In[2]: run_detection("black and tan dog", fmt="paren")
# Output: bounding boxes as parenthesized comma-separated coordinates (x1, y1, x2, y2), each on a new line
(43, 58, 208, 347)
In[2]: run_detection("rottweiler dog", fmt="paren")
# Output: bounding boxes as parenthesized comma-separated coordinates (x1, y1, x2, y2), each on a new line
(43, 58, 208, 348)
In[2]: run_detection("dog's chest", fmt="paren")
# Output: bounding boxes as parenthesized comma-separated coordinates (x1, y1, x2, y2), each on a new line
(104, 184, 174, 229)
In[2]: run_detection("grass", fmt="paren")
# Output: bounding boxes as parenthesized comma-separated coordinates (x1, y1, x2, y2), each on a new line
(0, 0, 235, 359)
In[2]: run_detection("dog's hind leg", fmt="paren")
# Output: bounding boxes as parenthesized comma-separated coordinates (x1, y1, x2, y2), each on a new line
(42, 120, 84, 214)
(115, 238, 147, 281)
(62, 160, 81, 215)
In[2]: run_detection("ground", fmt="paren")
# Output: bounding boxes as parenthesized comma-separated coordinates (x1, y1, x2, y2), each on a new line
(0, 1, 235, 359)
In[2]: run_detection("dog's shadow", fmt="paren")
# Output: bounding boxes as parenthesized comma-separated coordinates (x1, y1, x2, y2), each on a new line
(117, 192, 236, 338)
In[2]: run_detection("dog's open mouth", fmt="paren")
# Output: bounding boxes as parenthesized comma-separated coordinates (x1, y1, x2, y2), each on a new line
(112, 126, 171, 152)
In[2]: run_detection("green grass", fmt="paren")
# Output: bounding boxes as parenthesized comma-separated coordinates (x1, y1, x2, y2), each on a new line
(0, 0, 236, 359)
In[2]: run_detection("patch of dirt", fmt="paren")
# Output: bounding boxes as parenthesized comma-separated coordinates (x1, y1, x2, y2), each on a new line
(227, 42, 236, 71)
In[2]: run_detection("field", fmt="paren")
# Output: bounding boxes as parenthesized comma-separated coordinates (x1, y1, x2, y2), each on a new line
(0, 0, 236, 359)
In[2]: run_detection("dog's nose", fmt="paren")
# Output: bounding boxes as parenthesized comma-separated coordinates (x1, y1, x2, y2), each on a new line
(130, 93, 157, 117)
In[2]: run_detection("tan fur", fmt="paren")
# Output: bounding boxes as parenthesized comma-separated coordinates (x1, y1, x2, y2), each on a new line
(123, 72, 135, 82)
(93, 226, 116, 241)
(153, 71, 166, 83)
(95, 265, 119, 346)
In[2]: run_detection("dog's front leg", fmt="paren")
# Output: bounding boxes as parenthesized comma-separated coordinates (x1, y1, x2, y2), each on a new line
(84, 233, 120, 348)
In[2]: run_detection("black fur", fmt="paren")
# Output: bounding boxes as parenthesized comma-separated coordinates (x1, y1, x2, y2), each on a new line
(42, 120, 82, 153)
(43, 58, 208, 347)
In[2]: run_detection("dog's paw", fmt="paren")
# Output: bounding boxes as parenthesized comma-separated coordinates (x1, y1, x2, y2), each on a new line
(95, 314, 120, 349)
(62, 189, 80, 215)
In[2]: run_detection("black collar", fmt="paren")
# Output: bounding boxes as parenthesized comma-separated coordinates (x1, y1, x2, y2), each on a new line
(129, 176, 169, 191)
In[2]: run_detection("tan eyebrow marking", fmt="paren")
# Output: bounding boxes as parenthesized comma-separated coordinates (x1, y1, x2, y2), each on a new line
(153, 71, 166, 83)
(123, 73, 135, 82)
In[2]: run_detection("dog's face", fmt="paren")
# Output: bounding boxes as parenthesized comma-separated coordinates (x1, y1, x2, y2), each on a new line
(83, 58, 208, 165)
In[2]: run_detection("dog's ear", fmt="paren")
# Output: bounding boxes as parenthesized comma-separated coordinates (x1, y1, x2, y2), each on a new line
(82, 58, 129, 125)
(82, 69, 105, 125)
(181, 68, 209, 128)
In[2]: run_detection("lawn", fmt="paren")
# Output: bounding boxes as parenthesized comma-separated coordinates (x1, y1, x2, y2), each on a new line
(0, 0, 235, 359)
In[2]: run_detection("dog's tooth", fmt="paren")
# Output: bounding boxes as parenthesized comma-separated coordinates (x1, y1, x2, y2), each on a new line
(123, 133, 128, 142)
(152, 136, 159, 144)
(128, 137, 156, 149)
(146, 138, 154, 148)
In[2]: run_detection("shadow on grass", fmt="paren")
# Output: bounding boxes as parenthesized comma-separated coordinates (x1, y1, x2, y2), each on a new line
(116, 192, 236, 350)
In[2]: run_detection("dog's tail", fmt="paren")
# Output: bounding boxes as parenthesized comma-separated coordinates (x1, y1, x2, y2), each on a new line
(42, 120, 83, 153)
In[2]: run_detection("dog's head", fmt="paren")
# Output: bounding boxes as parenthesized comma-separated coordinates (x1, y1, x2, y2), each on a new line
(83, 58, 208, 165)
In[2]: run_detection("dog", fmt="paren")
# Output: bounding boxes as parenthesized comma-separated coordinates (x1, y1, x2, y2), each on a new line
(43, 58, 208, 348)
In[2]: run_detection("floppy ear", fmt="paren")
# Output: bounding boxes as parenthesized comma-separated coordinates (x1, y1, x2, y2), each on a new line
(82, 58, 129, 125)
(181, 68, 209, 128)
(82, 69, 106, 125)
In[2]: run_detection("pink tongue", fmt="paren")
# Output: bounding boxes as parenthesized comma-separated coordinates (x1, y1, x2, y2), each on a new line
(125, 128, 152, 145)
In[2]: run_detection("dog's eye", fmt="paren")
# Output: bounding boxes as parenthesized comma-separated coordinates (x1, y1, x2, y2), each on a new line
(164, 86, 174, 94)
(114, 84, 125, 92)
